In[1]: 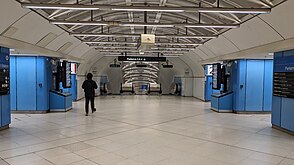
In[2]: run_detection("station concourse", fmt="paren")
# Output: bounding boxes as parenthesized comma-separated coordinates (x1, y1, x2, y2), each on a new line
(0, 0, 294, 165)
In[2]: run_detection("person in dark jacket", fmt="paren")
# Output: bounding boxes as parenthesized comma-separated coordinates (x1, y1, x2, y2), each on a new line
(82, 73, 98, 116)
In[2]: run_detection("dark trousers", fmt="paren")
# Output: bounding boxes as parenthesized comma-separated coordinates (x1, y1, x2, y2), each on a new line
(85, 96, 95, 114)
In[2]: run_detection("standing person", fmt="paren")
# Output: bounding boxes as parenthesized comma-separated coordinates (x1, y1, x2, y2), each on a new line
(82, 73, 98, 116)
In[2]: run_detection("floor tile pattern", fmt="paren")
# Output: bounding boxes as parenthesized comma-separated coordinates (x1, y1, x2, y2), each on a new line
(0, 96, 293, 165)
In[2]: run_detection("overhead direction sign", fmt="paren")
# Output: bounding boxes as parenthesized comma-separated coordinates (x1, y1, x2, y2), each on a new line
(118, 56, 166, 62)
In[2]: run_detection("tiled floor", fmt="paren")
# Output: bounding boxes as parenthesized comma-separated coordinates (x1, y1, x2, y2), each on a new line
(0, 96, 294, 165)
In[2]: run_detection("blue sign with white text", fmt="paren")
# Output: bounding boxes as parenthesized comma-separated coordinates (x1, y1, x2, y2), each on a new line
(274, 50, 294, 72)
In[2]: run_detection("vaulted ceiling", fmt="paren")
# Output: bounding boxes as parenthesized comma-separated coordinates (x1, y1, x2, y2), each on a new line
(0, 0, 292, 77)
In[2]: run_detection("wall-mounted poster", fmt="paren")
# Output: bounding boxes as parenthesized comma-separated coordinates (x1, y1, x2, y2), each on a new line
(212, 63, 221, 90)
(206, 65, 213, 76)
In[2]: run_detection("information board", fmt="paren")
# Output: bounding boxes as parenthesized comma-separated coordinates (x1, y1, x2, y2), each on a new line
(273, 50, 294, 98)
(0, 47, 9, 95)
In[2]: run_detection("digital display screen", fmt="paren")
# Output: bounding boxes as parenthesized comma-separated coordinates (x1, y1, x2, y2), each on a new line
(62, 61, 71, 88)
(212, 63, 221, 90)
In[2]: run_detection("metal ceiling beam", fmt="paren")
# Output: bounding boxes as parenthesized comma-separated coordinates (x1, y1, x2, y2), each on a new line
(51, 21, 240, 28)
(22, 3, 271, 14)
(70, 33, 218, 39)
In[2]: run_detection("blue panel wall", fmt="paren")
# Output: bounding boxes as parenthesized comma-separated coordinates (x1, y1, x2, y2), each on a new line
(233, 60, 246, 111)
(10, 57, 16, 110)
(245, 60, 264, 111)
(70, 74, 77, 101)
(0, 47, 11, 128)
(205, 76, 212, 101)
(281, 98, 294, 132)
(211, 96, 219, 109)
(1, 95, 10, 126)
(232, 59, 273, 112)
(36, 57, 50, 111)
(272, 96, 281, 126)
(10, 56, 53, 112)
(272, 50, 294, 132)
(0, 98, 2, 126)
(16, 57, 37, 110)
(263, 60, 273, 111)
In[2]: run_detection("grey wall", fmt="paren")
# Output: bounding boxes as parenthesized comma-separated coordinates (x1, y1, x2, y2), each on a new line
(158, 68, 175, 94)
(106, 68, 123, 94)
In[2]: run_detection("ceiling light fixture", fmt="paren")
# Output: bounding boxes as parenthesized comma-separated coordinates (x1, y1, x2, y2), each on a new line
(198, 8, 270, 14)
(70, 33, 218, 39)
(22, 3, 271, 14)
(22, 3, 100, 10)
(183, 24, 239, 28)
(111, 7, 184, 12)
(85, 41, 202, 46)
(51, 21, 239, 29)
(50, 21, 110, 26)
(120, 23, 174, 27)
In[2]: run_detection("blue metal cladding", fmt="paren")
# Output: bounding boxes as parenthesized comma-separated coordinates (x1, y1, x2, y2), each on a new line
(281, 97, 294, 131)
(65, 94, 72, 109)
(205, 76, 212, 101)
(211, 95, 219, 109)
(233, 60, 247, 111)
(10, 57, 17, 110)
(232, 59, 273, 112)
(245, 60, 265, 111)
(0, 97, 2, 126)
(1, 95, 10, 126)
(272, 96, 281, 126)
(263, 60, 273, 111)
(49, 92, 64, 110)
(10, 56, 53, 112)
(272, 50, 294, 132)
(219, 93, 233, 111)
(0, 47, 11, 127)
(36, 57, 49, 111)
(70, 74, 77, 101)
(274, 50, 294, 72)
(16, 57, 37, 110)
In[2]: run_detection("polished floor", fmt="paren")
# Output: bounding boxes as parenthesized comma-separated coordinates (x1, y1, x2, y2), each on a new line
(0, 96, 294, 165)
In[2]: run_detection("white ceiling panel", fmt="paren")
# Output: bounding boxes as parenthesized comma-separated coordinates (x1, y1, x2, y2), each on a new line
(223, 17, 283, 50)
(68, 43, 91, 58)
(203, 35, 240, 56)
(197, 45, 216, 58)
(11, 12, 63, 45)
(260, 0, 294, 39)
(46, 32, 81, 53)
(192, 49, 210, 60)
(0, 0, 28, 34)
